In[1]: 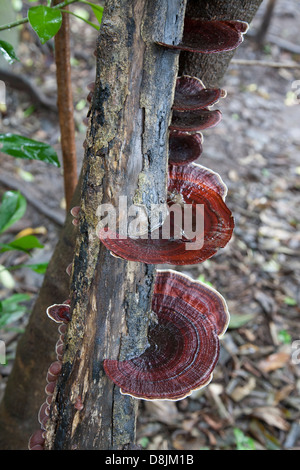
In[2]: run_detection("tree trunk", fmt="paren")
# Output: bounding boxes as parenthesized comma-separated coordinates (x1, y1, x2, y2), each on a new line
(0, 0, 263, 451)
(45, 0, 187, 450)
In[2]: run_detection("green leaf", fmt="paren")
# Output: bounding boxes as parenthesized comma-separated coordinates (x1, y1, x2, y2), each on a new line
(0, 235, 44, 253)
(23, 262, 49, 274)
(61, 9, 99, 30)
(0, 293, 31, 328)
(234, 428, 256, 450)
(0, 39, 20, 64)
(28, 5, 62, 44)
(0, 191, 27, 234)
(284, 296, 297, 306)
(278, 329, 292, 344)
(79, 1, 104, 25)
(0, 133, 60, 167)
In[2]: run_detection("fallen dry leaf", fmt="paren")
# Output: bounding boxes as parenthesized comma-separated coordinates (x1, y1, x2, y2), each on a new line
(143, 400, 179, 426)
(230, 376, 256, 402)
(258, 348, 291, 373)
(251, 406, 290, 431)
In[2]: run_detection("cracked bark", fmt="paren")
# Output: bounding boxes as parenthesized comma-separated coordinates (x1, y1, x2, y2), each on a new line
(45, 0, 187, 450)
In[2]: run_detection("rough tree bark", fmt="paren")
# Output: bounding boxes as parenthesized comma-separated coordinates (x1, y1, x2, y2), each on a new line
(0, 0, 263, 450)
(45, 0, 187, 450)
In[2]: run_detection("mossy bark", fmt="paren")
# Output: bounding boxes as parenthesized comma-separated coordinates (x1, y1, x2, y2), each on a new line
(45, 0, 187, 450)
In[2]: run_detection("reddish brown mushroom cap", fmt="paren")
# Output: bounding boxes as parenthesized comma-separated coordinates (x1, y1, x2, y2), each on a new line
(169, 130, 203, 166)
(173, 75, 226, 111)
(28, 429, 45, 450)
(157, 19, 249, 53)
(46, 303, 71, 323)
(170, 108, 222, 132)
(104, 270, 229, 400)
(155, 270, 230, 337)
(98, 164, 234, 265)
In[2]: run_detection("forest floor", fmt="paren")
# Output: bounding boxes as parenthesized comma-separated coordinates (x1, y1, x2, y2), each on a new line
(0, 0, 300, 451)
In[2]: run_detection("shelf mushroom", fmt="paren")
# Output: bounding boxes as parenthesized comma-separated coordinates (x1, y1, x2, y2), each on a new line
(169, 130, 203, 166)
(103, 269, 230, 400)
(169, 76, 226, 165)
(173, 75, 226, 112)
(98, 163, 234, 265)
(46, 302, 71, 324)
(170, 108, 222, 132)
(157, 19, 249, 53)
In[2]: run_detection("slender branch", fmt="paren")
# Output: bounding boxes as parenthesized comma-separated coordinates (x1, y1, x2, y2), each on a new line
(230, 59, 300, 69)
(60, 9, 99, 30)
(52, 1, 78, 209)
(0, 0, 80, 32)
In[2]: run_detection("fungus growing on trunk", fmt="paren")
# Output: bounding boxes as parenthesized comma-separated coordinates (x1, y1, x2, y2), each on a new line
(173, 75, 226, 111)
(29, 301, 72, 450)
(46, 302, 71, 324)
(170, 108, 222, 132)
(157, 19, 249, 53)
(169, 130, 203, 166)
(103, 270, 229, 400)
(98, 163, 234, 265)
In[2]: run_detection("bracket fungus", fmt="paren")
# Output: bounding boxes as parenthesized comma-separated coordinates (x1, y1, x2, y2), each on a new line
(173, 75, 226, 112)
(46, 301, 71, 324)
(103, 269, 229, 400)
(98, 163, 234, 265)
(170, 107, 222, 132)
(157, 19, 249, 53)
(169, 130, 203, 166)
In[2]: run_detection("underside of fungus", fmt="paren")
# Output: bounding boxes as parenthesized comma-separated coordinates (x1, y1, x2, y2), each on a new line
(169, 130, 203, 166)
(170, 108, 222, 132)
(98, 163, 234, 265)
(103, 270, 229, 400)
(157, 19, 249, 53)
(173, 75, 226, 112)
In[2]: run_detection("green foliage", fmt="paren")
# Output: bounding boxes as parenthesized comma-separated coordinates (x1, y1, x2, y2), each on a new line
(0, 0, 104, 329)
(0, 191, 27, 234)
(278, 329, 292, 344)
(0, 235, 44, 254)
(0, 293, 31, 328)
(284, 296, 297, 307)
(233, 428, 256, 450)
(0, 190, 45, 256)
(28, 6, 62, 44)
(0, 190, 47, 328)
(0, 1, 104, 56)
(80, 1, 103, 25)
(0, 133, 60, 167)
(0, 39, 19, 64)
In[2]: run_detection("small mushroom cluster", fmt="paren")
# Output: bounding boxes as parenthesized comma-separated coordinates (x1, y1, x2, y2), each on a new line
(28, 301, 71, 450)
(102, 18, 248, 399)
